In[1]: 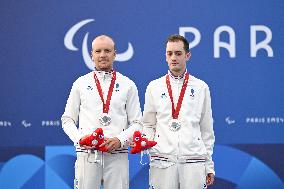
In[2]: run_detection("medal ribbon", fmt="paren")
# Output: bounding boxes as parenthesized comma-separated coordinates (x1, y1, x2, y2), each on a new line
(94, 70, 116, 113)
(166, 73, 189, 119)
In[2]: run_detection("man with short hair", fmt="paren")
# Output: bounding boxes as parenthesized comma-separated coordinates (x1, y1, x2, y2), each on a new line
(62, 35, 142, 189)
(143, 34, 215, 189)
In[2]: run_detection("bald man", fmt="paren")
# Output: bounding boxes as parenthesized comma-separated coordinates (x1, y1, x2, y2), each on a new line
(62, 35, 142, 189)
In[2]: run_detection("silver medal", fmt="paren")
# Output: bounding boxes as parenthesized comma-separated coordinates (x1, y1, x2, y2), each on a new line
(169, 119, 181, 131)
(99, 113, 111, 126)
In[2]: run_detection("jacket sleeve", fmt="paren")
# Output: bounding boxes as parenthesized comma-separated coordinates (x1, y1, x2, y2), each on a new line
(200, 84, 215, 175)
(142, 83, 157, 140)
(61, 80, 83, 144)
(116, 82, 142, 147)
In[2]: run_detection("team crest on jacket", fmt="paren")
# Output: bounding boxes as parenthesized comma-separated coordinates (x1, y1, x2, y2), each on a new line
(115, 83, 120, 92)
(190, 88, 195, 98)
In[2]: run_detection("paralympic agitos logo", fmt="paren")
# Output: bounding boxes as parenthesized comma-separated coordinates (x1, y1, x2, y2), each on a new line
(64, 19, 134, 70)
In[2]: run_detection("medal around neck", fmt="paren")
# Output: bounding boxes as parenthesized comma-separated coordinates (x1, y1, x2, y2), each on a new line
(100, 113, 111, 126)
(93, 71, 116, 127)
(166, 73, 189, 132)
(169, 119, 181, 131)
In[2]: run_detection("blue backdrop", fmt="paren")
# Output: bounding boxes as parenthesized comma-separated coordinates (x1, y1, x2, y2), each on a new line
(0, 0, 283, 188)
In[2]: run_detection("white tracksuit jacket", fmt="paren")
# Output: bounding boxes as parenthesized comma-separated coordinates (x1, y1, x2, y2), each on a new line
(143, 72, 215, 175)
(61, 70, 142, 150)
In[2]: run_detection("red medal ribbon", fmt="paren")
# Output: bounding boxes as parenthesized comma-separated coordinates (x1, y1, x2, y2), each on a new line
(94, 71, 116, 113)
(166, 73, 189, 119)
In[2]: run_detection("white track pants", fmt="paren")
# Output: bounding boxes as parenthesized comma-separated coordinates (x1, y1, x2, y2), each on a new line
(74, 152, 129, 189)
(149, 162, 207, 189)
